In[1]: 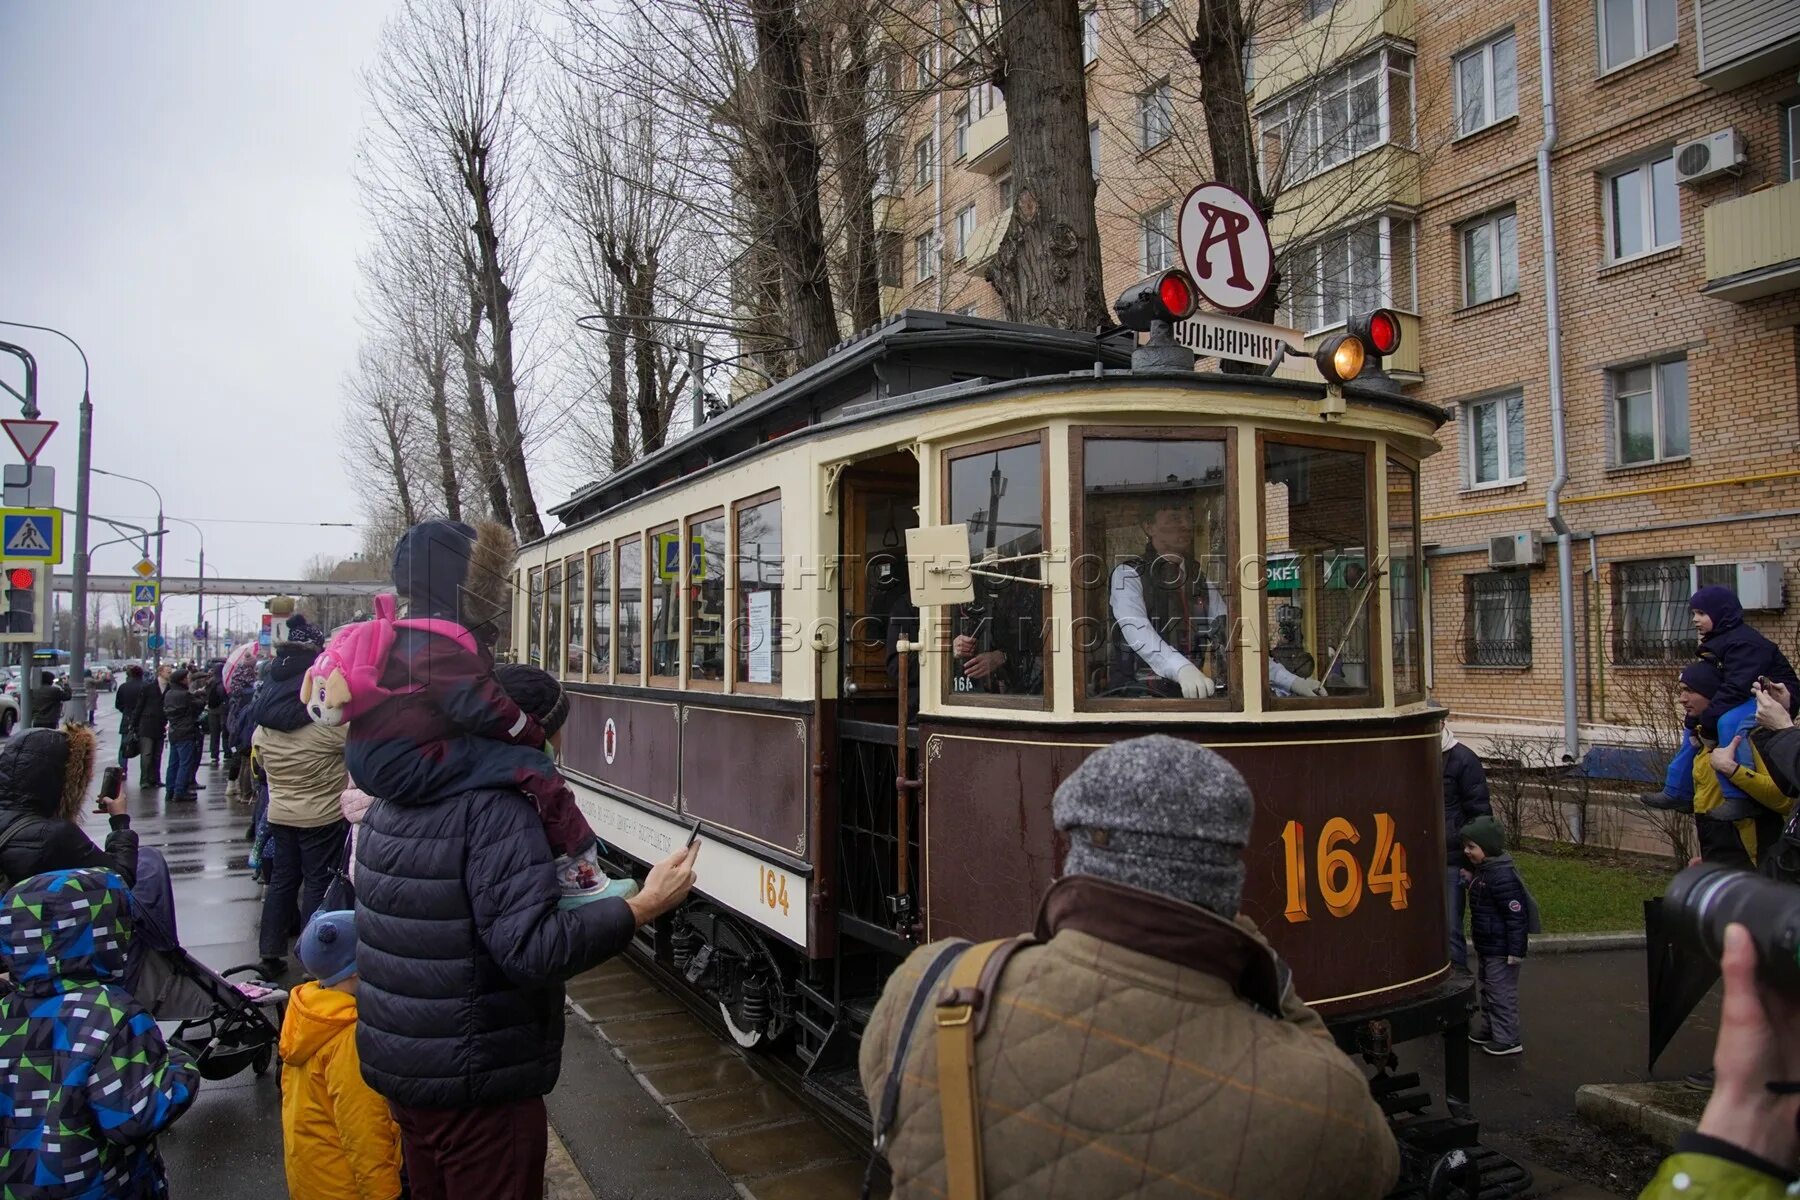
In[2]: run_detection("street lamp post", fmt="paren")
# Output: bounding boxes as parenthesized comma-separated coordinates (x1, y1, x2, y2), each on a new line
(166, 516, 205, 656)
(92, 468, 163, 673)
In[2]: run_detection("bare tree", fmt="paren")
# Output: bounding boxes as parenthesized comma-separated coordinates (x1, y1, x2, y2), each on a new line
(343, 339, 428, 529)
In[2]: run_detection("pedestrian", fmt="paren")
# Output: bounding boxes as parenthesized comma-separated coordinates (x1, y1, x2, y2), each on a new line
(859, 734, 1400, 1200)
(355, 663, 699, 1200)
(0, 867, 202, 1198)
(162, 667, 204, 801)
(1689, 585, 1800, 742)
(1460, 814, 1535, 1057)
(132, 664, 169, 790)
(0, 724, 138, 888)
(1442, 725, 1492, 971)
(252, 619, 349, 980)
(205, 667, 228, 765)
(114, 663, 145, 773)
(280, 909, 404, 1200)
(28, 669, 68, 729)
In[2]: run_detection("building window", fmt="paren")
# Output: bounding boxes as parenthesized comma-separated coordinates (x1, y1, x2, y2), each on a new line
(1082, 5, 1100, 64)
(953, 106, 970, 159)
(1138, 80, 1173, 149)
(1612, 557, 1694, 664)
(1089, 121, 1101, 180)
(1464, 573, 1532, 667)
(915, 233, 936, 283)
(875, 136, 901, 194)
(913, 136, 934, 191)
(969, 81, 998, 120)
(1611, 357, 1689, 465)
(1605, 152, 1678, 261)
(998, 174, 1013, 207)
(1138, 0, 1167, 22)
(1785, 102, 1799, 181)
(879, 234, 902, 287)
(1302, 0, 1335, 18)
(1258, 47, 1413, 185)
(1277, 214, 1416, 333)
(1599, 0, 1676, 72)
(954, 204, 977, 259)
(1455, 31, 1517, 136)
(1465, 391, 1526, 486)
(1461, 208, 1519, 306)
(1140, 204, 1175, 272)
(914, 43, 934, 88)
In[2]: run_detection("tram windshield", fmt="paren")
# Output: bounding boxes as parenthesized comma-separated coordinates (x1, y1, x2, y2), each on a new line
(1079, 434, 1234, 704)
(1262, 440, 1374, 702)
(943, 438, 1045, 702)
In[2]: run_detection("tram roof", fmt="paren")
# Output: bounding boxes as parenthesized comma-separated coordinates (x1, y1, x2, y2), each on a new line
(543, 309, 1444, 536)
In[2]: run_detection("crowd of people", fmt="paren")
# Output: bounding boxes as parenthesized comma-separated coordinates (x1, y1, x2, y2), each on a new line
(0, 545, 1795, 1198)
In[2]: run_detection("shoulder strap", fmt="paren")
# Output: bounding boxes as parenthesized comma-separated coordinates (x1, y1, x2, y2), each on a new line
(934, 935, 1035, 1200)
(863, 939, 970, 1200)
(0, 815, 33, 891)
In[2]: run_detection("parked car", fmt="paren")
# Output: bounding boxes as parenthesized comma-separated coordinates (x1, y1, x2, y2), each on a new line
(0, 691, 19, 737)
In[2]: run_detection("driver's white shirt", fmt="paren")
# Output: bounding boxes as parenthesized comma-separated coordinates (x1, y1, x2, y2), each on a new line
(1109, 563, 1305, 693)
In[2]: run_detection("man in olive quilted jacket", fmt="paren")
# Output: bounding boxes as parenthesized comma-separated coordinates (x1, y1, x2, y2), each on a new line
(861, 735, 1398, 1200)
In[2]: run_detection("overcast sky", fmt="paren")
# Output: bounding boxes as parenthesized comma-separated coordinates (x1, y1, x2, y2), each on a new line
(0, 4, 402, 632)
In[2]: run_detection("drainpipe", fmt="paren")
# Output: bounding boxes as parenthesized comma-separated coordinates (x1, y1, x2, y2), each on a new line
(1536, 0, 1578, 764)
(933, 0, 946, 311)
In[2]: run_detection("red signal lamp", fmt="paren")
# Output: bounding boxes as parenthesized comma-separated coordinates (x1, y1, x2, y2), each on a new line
(6, 568, 35, 590)
(1348, 308, 1402, 358)
(1114, 269, 1199, 331)
(1156, 271, 1197, 322)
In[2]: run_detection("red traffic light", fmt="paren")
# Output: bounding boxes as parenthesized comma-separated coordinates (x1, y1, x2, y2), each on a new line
(6, 568, 35, 590)
(1348, 309, 1402, 358)
(1113, 269, 1200, 330)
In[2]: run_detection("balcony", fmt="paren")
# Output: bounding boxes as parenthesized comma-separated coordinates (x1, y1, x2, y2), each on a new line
(1702, 179, 1800, 302)
(1697, 0, 1800, 88)
(963, 208, 1011, 271)
(1249, 0, 1414, 105)
(965, 103, 1011, 175)
(872, 192, 905, 233)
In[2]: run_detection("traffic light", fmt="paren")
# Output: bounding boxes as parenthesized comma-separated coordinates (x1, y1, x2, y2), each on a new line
(1316, 308, 1405, 384)
(1113, 269, 1199, 331)
(0, 565, 47, 641)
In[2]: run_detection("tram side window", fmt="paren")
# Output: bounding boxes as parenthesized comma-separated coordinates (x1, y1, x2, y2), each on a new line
(617, 537, 643, 678)
(1387, 457, 1424, 701)
(1080, 435, 1234, 705)
(649, 523, 681, 680)
(527, 566, 544, 668)
(544, 563, 564, 679)
(688, 512, 727, 682)
(736, 494, 783, 687)
(589, 546, 611, 680)
(943, 437, 1046, 703)
(1262, 440, 1373, 702)
(564, 557, 585, 679)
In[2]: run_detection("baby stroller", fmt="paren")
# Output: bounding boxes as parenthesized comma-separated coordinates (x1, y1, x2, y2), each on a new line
(125, 845, 286, 1080)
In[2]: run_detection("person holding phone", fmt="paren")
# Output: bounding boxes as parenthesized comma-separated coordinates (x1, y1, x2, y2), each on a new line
(0, 724, 138, 890)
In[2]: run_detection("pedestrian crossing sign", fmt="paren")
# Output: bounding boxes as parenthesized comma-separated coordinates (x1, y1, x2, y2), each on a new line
(0, 507, 60, 561)
(132, 581, 160, 606)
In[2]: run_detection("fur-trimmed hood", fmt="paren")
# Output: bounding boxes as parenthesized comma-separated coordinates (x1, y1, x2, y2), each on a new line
(391, 519, 516, 643)
(0, 724, 95, 821)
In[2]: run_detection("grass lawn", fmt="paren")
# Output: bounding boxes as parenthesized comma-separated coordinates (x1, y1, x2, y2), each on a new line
(1507, 844, 1674, 935)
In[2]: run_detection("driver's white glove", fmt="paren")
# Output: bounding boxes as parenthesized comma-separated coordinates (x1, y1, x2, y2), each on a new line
(1175, 664, 1216, 699)
(1289, 676, 1329, 698)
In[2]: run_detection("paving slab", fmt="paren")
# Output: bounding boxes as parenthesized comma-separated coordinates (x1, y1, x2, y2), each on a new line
(598, 1010, 713, 1046)
(1575, 1082, 1705, 1150)
(672, 1084, 809, 1137)
(619, 1033, 736, 1070)
(703, 1119, 856, 1177)
(737, 1157, 885, 1200)
(637, 1056, 765, 1104)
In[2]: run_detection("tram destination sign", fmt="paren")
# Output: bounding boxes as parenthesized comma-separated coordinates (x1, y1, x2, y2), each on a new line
(1173, 311, 1305, 366)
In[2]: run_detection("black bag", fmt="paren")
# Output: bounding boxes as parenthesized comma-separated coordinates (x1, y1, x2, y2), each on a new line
(226, 752, 242, 781)
(121, 732, 141, 760)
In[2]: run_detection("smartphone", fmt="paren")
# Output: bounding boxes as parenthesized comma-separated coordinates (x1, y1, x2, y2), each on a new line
(96, 766, 123, 813)
(687, 817, 704, 847)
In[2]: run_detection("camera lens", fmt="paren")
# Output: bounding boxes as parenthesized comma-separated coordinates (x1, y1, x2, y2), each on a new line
(1666, 864, 1800, 995)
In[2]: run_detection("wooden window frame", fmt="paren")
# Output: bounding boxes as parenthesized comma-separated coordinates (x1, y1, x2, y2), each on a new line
(1256, 430, 1385, 712)
(684, 507, 727, 692)
(647, 521, 681, 686)
(1386, 453, 1426, 704)
(937, 429, 1052, 713)
(563, 553, 586, 682)
(615, 536, 644, 684)
(587, 543, 611, 684)
(730, 488, 784, 696)
(526, 565, 544, 670)
(1070, 424, 1240, 714)
(543, 560, 566, 680)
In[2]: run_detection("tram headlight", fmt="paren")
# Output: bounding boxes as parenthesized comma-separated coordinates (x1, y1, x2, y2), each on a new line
(1113, 269, 1199, 331)
(1314, 333, 1366, 384)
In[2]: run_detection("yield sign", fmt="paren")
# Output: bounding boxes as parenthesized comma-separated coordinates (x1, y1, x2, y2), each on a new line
(0, 419, 57, 464)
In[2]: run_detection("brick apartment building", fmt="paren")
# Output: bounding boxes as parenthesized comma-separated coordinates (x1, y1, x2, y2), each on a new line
(873, 0, 1800, 744)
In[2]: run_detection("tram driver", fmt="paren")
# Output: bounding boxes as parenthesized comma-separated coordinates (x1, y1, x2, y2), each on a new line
(1108, 498, 1329, 699)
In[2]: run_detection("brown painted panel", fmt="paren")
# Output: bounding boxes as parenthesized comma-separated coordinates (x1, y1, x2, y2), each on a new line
(680, 706, 811, 859)
(920, 715, 1446, 1017)
(564, 692, 680, 809)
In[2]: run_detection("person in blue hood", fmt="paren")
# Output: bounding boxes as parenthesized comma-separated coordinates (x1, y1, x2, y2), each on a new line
(1688, 584, 1799, 742)
(0, 867, 201, 1199)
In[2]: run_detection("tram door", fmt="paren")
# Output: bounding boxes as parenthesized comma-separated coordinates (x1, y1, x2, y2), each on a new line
(836, 452, 920, 717)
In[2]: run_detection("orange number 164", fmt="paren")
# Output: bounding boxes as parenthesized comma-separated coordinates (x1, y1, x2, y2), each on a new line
(1279, 812, 1410, 923)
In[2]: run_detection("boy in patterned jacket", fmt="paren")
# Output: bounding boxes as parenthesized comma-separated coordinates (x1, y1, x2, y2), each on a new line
(0, 868, 201, 1199)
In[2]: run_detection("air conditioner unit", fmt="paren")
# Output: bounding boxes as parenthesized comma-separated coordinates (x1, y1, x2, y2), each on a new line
(1487, 532, 1543, 569)
(1690, 561, 1787, 610)
(1673, 129, 1746, 186)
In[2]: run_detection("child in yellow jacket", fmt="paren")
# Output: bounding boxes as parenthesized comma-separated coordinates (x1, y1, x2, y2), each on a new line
(280, 909, 404, 1200)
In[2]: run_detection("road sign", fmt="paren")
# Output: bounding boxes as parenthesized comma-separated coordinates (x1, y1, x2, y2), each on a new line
(147, 634, 164, 651)
(1176, 182, 1275, 314)
(132, 606, 155, 628)
(0, 419, 57, 464)
(0, 507, 60, 561)
(132, 557, 156, 579)
(0, 564, 49, 644)
(2, 464, 53, 508)
(1172, 311, 1305, 365)
(131, 581, 160, 606)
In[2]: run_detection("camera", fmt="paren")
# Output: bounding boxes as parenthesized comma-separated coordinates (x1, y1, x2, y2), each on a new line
(1665, 863, 1800, 995)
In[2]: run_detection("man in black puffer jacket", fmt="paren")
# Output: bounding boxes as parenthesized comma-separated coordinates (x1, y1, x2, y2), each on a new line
(355, 664, 698, 1199)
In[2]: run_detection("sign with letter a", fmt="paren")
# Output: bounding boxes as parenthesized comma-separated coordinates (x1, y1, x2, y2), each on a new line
(1176, 183, 1275, 314)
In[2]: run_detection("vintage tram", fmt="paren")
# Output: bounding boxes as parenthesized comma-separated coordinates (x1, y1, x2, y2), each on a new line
(513, 306, 1500, 1188)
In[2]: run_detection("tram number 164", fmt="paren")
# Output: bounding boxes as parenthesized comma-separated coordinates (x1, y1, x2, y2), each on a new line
(1279, 813, 1410, 923)
(758, 865, 792, 917)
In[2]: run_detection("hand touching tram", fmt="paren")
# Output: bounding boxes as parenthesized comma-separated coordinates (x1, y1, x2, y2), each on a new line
(627, 842, 700, 926)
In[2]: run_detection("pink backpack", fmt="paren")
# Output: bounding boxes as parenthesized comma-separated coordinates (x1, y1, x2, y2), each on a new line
(300, 594, 476, 726)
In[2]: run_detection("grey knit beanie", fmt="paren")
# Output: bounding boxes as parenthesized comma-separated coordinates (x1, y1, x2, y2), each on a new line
(1053, 735, 1254, 917)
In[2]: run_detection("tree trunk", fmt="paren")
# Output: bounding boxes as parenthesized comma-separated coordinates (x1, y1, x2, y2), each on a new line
(1190, 0, 1281, 369)
(603, 307, 634, 472)
(749, 0, 841, 366)
(459, 290, 515, 530)
(384, 418, 418, 526)
(986, 0, 1109, 330)
(820, 15, 882, 332)
(425, 347, 462, 521)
